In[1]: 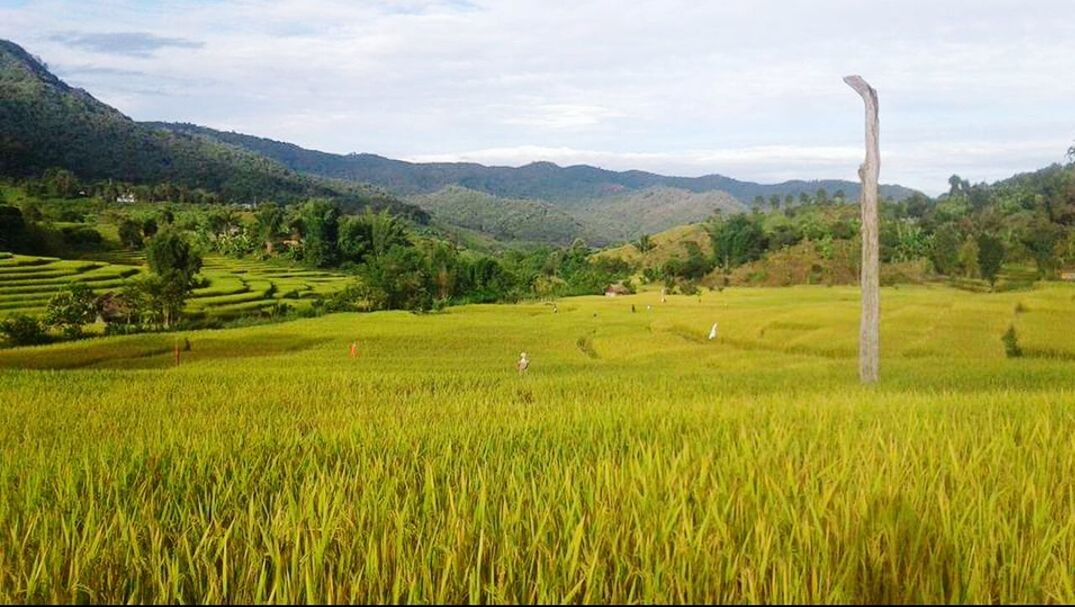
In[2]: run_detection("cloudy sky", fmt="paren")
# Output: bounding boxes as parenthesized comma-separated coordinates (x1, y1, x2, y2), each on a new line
(2, 0, 1073, 194)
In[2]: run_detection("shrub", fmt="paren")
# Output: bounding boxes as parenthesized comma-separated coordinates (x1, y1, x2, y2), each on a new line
(44, 283, 97, 338)
(0, 314, 49, 346)
(60, 226, 103, 248)
(977, 233, 1005, 287)
(118, 219, 144, 249)
(1002, 324, 1023, 358)
(679, 281, 700, 296)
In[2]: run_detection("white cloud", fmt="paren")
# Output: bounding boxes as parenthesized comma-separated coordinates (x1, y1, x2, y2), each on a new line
(499, 104, 627, 129)
(2, 0, 1073, 194)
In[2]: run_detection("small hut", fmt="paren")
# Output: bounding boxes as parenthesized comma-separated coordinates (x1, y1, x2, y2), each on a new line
(604, 283, 631, 297)
(1060, 267, 1075, 282)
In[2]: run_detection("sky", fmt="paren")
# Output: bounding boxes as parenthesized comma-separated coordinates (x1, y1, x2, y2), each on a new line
(2, 0, 1073, 195)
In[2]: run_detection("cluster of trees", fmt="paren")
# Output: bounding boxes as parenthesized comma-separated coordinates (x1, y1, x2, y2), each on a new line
(0, 200, 105, 256)
(21, 169, 227, 205)
(750, 188, 851, 211)
(295, 202, 633, 311)
(644, 159, 1075, 290)
(1, 189, 637, 346)
(161, 198, 633, 313)
(0, 231, 203, 345)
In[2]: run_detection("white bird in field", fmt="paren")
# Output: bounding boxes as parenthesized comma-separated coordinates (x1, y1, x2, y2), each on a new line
(517, 352, 530, 373)
(708, 322, 718, 341)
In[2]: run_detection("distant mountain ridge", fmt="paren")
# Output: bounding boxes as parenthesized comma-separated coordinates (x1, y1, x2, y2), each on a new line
(0, 39, 422, 218)
(408, 185, 595, 246)
(0, 36, 925, 247)
(150, 122, 920, 204)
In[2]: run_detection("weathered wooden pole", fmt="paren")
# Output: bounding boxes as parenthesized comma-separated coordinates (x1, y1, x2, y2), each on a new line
(844, 75, 880, 383)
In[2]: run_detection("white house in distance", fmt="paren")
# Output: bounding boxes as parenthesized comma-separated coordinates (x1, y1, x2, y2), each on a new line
(116, 193, 136, 204)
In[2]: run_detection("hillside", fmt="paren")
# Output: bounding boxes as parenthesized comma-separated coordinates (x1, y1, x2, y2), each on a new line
(0, 40, 421, 218)
(409, 186, 593, 246)
(570, 187, 744, 242)
(150, 122, 920, 205)
(154, 122, 919, 243)
(594, 222, 713, 268)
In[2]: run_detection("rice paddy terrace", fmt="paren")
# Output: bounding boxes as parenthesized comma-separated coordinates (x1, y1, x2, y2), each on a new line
(2, 283, 1075, 602)
(0, 251, 353, 321)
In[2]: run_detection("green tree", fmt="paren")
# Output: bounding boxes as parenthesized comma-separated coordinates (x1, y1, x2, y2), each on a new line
(0, 205, 26, 250)
(957, 238, 980, 278)
(124, 274, 188, 329)
(42, 168, 80, 198)
(1020, 217, 1064, 279)
(118, 218, 144, 250)
(948, 175, 969, 198)
(356, 245, 432, 311)
(146, 230, 202, 287)
(977, 233, 1005, 287)
(338, 216, 374, 264)
(0, 313, 49, 346)
(299, 199, 340, 267)
(44, 283, 97, 338)
(929, 224, 962, 275)
(707, 214, 768, 269)
(368, 209, 409, 258)
(254, 202, 284, 254)
(142, 217, 158, 238)
(426, 241, 462, 301)
(143, 230, 202, 327)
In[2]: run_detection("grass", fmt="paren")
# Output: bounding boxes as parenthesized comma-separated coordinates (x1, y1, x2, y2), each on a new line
(1, 284, 1075, 602)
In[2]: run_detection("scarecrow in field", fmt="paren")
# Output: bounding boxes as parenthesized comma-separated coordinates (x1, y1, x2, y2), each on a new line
(708, 322, 719, 341)
(517, 352, 530, 374)
(349, 339, 358, 358)
(660, 287, 667, 303)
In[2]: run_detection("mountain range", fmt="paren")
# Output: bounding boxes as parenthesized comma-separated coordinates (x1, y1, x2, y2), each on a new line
(146, 122, 918, 205)
(0, 39, 421, 219)
(1, 38, 920, 246)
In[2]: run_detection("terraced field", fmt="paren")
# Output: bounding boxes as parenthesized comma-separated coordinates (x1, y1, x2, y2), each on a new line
(191, 257, 353, 318)
(0, 252, 354, 322)
(2, 284, 1075, 602)
(0, 254, 142, 316)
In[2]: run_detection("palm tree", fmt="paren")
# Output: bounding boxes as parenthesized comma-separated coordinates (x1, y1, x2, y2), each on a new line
(635, 234, 654, 253)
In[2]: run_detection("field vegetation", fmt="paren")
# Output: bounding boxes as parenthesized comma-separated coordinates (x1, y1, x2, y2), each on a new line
(2, 284, 1075, 602)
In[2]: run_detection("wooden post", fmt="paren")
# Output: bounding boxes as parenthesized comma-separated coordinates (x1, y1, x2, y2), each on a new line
(844, 75, 880, 384)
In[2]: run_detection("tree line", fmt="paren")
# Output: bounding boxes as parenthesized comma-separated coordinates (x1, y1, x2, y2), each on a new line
(646, 158, 1075, 290)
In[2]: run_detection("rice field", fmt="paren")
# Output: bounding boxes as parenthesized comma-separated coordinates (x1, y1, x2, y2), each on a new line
(0, 253, 353, 321)
(2, 284, 1075, 602)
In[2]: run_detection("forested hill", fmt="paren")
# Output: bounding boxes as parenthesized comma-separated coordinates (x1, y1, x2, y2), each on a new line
(148, 122, 921, 204)
(0, 40, 423, 218)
